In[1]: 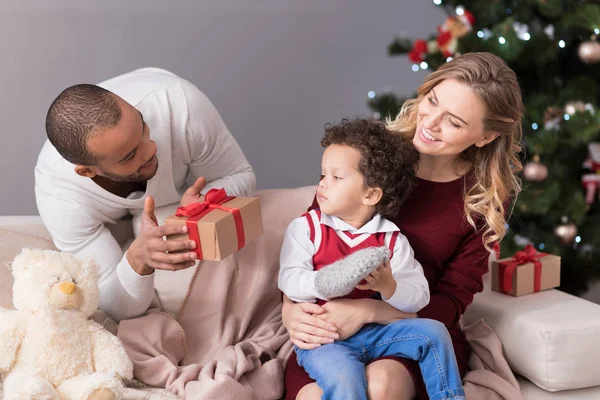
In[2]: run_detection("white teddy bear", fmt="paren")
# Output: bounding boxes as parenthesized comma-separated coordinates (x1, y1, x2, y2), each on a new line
(0, 248, 133, 400)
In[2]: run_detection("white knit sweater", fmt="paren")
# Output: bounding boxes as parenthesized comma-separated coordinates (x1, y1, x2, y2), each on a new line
(35, 68, 255, 321)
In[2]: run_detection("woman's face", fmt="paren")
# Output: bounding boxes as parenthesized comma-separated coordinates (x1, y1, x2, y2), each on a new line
(414, 78, 495, 157)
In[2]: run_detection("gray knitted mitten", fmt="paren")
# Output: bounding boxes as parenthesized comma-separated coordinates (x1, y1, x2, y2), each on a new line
(314, 246, 390, 300)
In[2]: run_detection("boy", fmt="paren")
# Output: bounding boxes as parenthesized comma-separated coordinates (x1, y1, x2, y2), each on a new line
(278, 118, 465, 400)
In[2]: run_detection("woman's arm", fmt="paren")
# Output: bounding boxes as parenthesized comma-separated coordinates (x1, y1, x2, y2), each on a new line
(362, 298, 417, 324)
(417, 228, 489, 328)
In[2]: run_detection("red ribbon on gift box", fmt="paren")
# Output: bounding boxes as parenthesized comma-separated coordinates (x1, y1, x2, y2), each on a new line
(175, 188, 246, 259)
(498, 244, 547, 294)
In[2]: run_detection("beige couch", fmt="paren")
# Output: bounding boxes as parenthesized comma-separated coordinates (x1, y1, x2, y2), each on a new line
(2, 187, 600, 399)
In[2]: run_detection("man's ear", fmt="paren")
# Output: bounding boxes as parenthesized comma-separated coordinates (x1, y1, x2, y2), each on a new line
(363, 187, 383, 206)
(475, 131, 500, 148)
(74, 165, 98, 178)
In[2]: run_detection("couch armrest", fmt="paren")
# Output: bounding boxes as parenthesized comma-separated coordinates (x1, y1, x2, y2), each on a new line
(463, 273, 600, 392)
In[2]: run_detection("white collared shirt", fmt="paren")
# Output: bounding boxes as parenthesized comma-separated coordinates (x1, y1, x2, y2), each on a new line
(278, 211, 430, 313)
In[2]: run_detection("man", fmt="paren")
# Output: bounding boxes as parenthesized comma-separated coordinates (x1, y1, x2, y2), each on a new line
(35, 67, 255, 321)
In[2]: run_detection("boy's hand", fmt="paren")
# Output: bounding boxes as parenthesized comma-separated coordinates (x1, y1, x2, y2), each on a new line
(355, 261, 397, 300)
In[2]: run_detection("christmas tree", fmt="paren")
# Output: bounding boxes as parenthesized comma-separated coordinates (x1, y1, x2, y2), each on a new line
(369, 0, 600, 295)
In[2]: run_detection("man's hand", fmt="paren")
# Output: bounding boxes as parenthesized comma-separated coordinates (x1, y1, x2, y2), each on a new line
(180, 177, 207, 207)
(355, 261, 397, 300)
(127, 196, 198, 276)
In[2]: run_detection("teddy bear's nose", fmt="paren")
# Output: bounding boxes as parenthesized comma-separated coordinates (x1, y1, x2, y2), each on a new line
(59, 281, 76, 295)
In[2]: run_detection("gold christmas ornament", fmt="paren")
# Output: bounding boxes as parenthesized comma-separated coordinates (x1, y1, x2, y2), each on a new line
(523, 155, 548, 182)
(554, 218, 578, 245)
(578, 41, 600, 64)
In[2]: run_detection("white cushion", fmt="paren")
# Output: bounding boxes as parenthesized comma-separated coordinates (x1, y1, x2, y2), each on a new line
(464, 273, 600, 391)
(518, 376, 600, 399)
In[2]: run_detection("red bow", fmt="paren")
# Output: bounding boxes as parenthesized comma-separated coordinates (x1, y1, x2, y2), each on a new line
(499, 244, 546, 294)
(176, 188, 229, 218)
(176, 188, 245, 259)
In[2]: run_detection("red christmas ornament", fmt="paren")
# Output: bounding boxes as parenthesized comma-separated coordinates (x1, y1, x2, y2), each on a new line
(409, 39, 428, 63)
(413, 39, 428, 53)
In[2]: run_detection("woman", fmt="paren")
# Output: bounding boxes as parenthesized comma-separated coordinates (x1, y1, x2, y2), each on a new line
(282, 52, 524, 400)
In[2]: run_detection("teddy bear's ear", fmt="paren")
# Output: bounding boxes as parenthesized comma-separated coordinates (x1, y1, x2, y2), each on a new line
(78, 256, 100, 284)
(11, 247, 44, 279)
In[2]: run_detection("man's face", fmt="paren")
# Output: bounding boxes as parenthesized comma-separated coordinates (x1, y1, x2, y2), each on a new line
(86, 97, 158, 182)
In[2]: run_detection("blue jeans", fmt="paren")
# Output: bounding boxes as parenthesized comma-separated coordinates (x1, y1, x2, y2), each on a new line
(295, 318, 465, 400)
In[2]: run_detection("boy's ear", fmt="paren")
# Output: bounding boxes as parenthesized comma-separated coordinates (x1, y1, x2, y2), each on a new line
(363, 187, 383, 206)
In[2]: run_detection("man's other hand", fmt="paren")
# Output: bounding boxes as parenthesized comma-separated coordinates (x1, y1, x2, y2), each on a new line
(127, 196, 198, 275)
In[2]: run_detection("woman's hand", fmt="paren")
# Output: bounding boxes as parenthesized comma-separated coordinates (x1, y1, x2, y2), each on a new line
(318, 298, 370, 340)
(281, 295, 339, 350)
(319, 298, 418, 340)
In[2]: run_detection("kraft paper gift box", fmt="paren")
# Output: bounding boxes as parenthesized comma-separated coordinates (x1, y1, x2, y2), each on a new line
(491, 244, 561, 297)
(164, 188, 263, 261)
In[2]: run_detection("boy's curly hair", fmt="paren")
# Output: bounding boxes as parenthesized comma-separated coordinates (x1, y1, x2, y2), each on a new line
(321, 118, 419, 219)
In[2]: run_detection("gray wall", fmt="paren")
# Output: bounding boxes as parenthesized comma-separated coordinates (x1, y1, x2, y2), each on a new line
(0, 0, 444, 215)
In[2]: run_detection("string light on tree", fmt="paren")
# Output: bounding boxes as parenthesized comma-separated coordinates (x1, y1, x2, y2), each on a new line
(477, 29, 493, 40)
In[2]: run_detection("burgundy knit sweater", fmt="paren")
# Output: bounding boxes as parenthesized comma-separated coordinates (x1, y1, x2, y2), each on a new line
(396, 176, 490, 329)
(285, 176, 490, 400)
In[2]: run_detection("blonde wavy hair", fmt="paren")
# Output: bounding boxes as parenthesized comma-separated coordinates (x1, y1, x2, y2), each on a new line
(387, 52, 524, 251)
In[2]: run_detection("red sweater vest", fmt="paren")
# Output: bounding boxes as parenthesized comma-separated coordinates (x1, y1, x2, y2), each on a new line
(303, 209, 399, 306)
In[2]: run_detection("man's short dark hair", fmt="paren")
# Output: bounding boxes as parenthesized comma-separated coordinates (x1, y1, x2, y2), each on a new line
(321, 118, 419, 219)
(45, 84, 122, 165)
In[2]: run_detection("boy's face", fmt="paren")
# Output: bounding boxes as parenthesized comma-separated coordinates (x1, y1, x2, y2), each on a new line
(317, 144, 374, 220)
